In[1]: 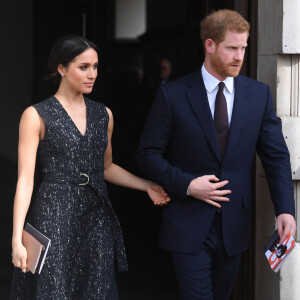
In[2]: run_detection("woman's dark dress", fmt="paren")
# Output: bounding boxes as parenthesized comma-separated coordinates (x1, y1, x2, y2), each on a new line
(10, 96, 127, 300)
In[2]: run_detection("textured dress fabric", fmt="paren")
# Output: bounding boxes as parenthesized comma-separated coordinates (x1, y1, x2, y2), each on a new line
(10, 96, 127, 300)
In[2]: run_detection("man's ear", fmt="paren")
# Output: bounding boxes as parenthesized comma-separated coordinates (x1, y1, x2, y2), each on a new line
(205, 39, 216, 54)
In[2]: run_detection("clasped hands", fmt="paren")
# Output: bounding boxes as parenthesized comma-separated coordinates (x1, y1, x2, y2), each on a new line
(146, 174, 230, 207)
(188, 175, 231, 208)
(146, 182, 171, 206)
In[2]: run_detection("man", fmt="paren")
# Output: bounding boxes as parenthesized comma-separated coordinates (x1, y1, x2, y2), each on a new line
(159, 58, 172, 86)
(136, 9, 296, 300)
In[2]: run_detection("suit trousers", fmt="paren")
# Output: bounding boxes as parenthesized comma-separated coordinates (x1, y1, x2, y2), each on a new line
(171, 212, 242, 300)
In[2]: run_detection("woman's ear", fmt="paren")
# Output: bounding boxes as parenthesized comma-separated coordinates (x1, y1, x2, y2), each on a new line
(57, 64, 65, 77)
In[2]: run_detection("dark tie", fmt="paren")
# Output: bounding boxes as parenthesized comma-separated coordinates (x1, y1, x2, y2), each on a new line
(214, 82, 228, 158)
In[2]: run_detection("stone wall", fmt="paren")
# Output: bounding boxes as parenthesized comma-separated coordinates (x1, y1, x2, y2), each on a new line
(256, 1, 300, 299)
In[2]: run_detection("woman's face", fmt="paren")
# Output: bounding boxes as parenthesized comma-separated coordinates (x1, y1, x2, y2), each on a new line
(59, 48, 98, 94)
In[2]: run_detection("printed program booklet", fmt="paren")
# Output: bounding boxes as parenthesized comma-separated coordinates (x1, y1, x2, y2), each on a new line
(263, 229, 295, 273)
(22, 223, 51, 274)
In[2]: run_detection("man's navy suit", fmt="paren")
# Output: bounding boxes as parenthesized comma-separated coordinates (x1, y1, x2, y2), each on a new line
(136, 68, 295, 297)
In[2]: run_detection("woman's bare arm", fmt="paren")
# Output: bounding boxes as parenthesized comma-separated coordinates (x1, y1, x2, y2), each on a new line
(12, 107, 41, 271)
(103, 107, 170, 205)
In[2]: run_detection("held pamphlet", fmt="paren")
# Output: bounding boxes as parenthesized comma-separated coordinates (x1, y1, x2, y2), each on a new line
(263, 230, 295, 273)
(22, 223, 51, 274)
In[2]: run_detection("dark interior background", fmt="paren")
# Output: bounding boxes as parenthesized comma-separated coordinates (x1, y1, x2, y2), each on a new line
(0, 0, 257, 299)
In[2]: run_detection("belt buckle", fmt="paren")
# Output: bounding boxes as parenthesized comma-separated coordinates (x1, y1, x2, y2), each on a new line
(79, 172, 89, 185)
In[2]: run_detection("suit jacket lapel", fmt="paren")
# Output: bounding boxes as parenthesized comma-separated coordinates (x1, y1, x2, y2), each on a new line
(223, 75, 249, 161)
(186, 69, 221, 161)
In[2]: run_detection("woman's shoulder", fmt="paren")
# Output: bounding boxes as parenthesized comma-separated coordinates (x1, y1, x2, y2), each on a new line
(32, 96, 55, 111)
(30, 96, 57, 121)
(33, 96, 54, 106)
(85, 97, 104, 107)
(85, 97, 109, 116)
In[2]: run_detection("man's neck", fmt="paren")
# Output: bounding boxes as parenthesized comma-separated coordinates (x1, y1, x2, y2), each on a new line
(203, 60, 227, 81)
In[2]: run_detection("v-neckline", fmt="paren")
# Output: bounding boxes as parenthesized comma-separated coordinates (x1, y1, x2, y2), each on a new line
(53, 96, 88, 137)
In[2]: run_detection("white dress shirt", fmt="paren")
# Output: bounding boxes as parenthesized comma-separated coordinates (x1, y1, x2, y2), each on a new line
(201, 64, 235, 125)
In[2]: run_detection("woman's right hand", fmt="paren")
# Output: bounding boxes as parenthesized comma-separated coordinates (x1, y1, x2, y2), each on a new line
(12, 242, 28, 273)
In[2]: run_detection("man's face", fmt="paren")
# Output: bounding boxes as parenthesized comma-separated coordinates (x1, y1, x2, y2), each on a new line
(160, 60, 171, 80)
(209, 30, 248, 80)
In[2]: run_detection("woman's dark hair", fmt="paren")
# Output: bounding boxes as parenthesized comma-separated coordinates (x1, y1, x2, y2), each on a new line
(46, 35, 99, 83)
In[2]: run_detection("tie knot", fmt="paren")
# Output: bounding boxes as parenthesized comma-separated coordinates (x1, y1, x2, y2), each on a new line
(218, 82, 225, 92)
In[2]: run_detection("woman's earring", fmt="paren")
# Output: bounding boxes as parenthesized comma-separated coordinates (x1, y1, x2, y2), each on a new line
(61, 73, 64, 77)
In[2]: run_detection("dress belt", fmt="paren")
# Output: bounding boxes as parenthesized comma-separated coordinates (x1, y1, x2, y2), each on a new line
(43, 172, 103, 186)
(42, 171, 128, 272)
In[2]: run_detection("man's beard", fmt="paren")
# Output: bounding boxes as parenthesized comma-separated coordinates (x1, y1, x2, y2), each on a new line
(211, 52, 242, 78)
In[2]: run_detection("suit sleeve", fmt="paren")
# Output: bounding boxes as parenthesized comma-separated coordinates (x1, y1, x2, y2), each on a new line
(136, 87, 195, 202)
(256, 86, 295, 217)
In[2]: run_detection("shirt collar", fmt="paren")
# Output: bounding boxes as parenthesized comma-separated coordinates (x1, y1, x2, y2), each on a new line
(201, 64, 234, 94)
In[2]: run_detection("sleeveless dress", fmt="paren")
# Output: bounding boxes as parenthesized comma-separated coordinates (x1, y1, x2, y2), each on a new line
(10, 96, 127, 300)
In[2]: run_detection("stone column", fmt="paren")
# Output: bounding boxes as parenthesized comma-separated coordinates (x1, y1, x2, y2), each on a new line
(256, 1, 300, 299)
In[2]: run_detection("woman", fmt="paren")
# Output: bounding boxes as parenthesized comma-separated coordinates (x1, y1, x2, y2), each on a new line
(11, 35, 170, 299)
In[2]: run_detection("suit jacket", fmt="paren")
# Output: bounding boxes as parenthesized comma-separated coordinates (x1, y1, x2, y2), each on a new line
(136, 68, 295, 256)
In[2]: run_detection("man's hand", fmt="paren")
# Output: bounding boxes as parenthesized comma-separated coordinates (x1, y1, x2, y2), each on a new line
(277, 213, 296, 244)
(188, 175, 231, 208)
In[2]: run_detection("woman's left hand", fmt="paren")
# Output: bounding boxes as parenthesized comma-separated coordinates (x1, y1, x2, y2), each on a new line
(146, 183, 171, 206)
